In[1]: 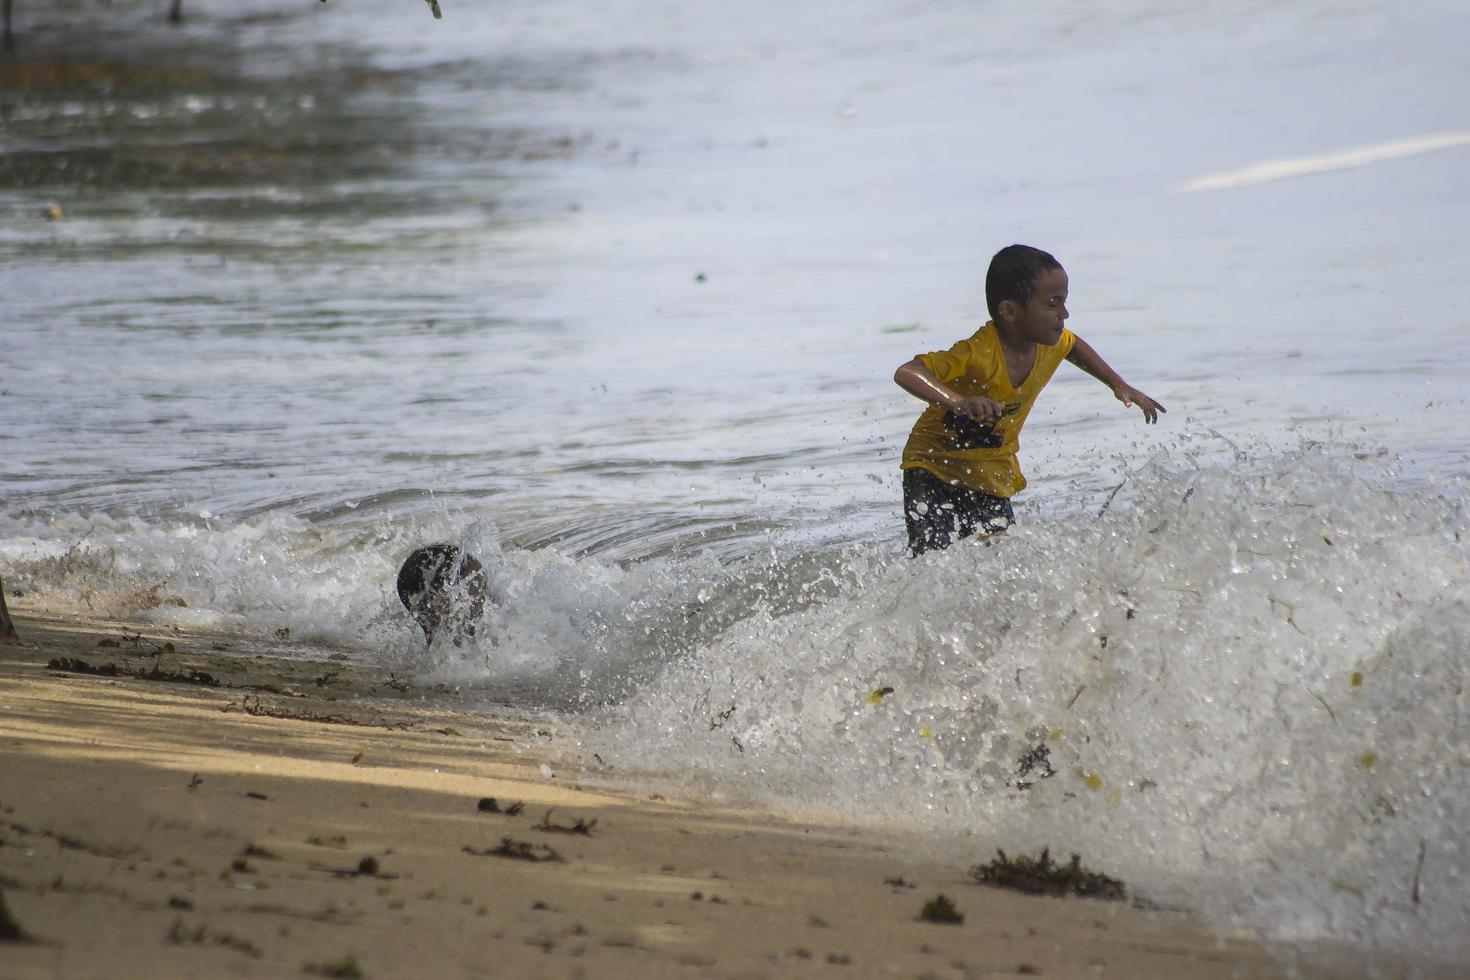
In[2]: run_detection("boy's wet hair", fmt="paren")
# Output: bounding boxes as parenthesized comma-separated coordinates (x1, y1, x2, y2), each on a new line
(985, 244, 1062, 320)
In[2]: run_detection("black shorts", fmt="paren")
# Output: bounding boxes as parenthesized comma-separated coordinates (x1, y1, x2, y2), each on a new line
(902, 467, 1015, 556)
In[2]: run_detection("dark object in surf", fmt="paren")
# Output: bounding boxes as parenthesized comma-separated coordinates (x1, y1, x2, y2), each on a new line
(396, 544, 487, 645)
(969, 848, 1126, 901)
(941, 410, 1004, 450)
(0, 574, 20, 647)
(918, 894, 964, 924)
(1011, 742, 1057, 790)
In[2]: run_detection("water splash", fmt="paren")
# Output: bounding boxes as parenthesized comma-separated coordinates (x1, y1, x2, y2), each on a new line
(5, 444, 1468, 963)
(579, 447, 1469, 964)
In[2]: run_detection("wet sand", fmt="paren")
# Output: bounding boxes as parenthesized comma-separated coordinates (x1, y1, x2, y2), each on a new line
(0, 599, 1350, 979)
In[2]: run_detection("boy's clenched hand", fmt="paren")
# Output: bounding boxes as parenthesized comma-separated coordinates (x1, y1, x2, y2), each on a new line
(951, 396, 1008, 423)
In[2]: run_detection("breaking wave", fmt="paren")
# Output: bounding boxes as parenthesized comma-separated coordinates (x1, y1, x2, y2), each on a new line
(4, 443, 1468, 967)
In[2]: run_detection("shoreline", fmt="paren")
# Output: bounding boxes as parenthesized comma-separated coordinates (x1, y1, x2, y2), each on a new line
(1, 599, 1351, 978)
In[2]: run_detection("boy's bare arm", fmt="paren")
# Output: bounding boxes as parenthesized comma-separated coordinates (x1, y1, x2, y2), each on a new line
(1065, 338, 1166, 424)
(894, 359, 1006, 422)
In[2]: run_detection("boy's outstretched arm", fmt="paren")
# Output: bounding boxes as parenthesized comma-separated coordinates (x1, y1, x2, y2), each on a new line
(1065, 338, 1165, 424)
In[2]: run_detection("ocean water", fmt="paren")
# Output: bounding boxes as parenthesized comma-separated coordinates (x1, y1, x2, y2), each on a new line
(3, 0, 1469, 969)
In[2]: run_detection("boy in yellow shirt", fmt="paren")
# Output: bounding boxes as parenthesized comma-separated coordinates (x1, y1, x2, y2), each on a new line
(895, 244, 1164, 555)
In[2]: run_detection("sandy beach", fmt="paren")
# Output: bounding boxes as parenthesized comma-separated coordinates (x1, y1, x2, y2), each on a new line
(0, 599, 1360, 980)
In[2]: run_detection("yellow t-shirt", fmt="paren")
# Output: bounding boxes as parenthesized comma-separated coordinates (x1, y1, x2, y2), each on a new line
(901, 323, 1077, 497)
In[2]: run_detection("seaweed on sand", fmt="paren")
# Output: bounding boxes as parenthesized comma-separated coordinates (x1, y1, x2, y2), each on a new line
(47, 655, 219, 686)
(536, 810, 596, 836)
(476, 798, 525, 816)
(166, 918, 260, 958)
(307, 856, 396, 880)
(305, 955, 364, 978)
(229, 694, 384, 728)
(968, 848, 1126, 901)
(918, 894, 964, 924)
(462, 838, 563, 863)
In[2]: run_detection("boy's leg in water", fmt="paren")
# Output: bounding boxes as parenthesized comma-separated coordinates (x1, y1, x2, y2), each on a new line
(904, 468, 960, 556)
(904, 469, 1015, 557)
(0, 575, 20, 645)
(953, 485, 1016, 538)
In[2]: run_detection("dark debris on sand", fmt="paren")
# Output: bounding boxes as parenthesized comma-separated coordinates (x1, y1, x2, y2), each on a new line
(165, 917, 261, 958)
(918, 894, 964, 924)
(229, 694, 398, 729)
(476, 798, 525, 816)
(968, 848, 1126, 901)
(305, 954, 364, 978)
(0, 890, 29, 943)
(536, 810, 596, 836)
(462, 838, 563, 863)
(306, 856, 395, 880)
(47, 655, 220, 687)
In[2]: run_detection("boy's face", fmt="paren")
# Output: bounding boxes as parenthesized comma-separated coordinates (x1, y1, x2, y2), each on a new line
(1001, 266, 1069, 345)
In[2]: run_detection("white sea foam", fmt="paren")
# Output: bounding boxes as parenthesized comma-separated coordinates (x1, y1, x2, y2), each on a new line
(576, 447, 1470, 968)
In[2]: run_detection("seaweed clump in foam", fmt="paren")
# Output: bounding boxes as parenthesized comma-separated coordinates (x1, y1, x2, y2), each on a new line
(968, 848, 1125, 901)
